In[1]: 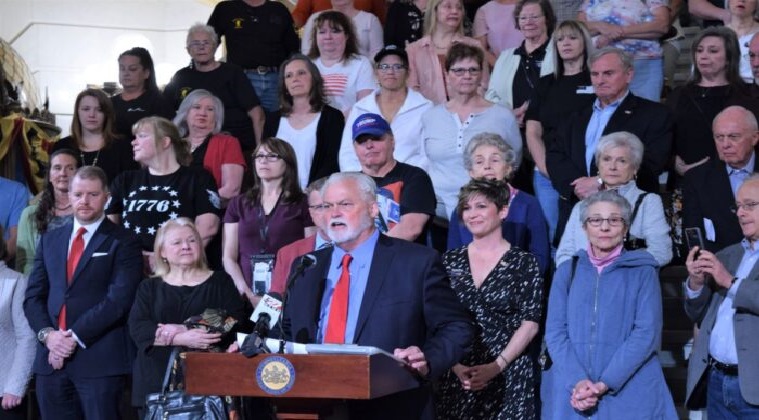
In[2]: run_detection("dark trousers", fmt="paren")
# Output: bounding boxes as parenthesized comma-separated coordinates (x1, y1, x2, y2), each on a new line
(36, 370, 126, 420)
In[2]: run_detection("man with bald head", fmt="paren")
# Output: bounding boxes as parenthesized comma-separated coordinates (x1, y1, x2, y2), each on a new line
(683, 105, 759, 252)
(684, 174, 759, 416)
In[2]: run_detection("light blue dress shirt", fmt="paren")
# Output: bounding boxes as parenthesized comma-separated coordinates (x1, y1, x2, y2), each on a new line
(686, 238, 759, 364)
(317, 229, 379, 343)
(726, 152, 755, 198)
(584, 91, 628, 173)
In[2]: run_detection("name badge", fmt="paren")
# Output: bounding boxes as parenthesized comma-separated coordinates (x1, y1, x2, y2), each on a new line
(250, 254, 275, 295)
(577, 85, 594, 94)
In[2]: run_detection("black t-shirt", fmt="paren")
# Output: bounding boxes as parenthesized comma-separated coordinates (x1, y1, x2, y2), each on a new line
(163, 62, 261, 149)
(207, 0, 299, 68)
(526, 71, 595, 147)
(512, 40, 550, 109)
(111, 90, 176, 140)
(107, 166, 221, 251)
(384, 0, 424, 47)
(52, 136, 139, 185)
(369, 162, 435, 244)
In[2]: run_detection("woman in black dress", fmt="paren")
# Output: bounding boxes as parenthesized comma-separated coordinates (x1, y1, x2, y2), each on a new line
(128, 218, 249, 414)
(437, 178, 543, 419)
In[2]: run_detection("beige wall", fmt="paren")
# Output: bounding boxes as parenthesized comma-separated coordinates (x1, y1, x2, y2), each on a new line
(0, 0, 216, 136)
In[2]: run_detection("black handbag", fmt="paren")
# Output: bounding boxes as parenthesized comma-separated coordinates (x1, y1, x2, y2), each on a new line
(144, 348, 228, 420)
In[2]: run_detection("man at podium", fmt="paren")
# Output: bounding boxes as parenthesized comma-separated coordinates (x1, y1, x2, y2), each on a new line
(282, 172, 473, 419)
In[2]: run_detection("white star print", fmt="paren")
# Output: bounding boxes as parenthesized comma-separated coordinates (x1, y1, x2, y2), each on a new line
(139, 186, 147, 191)
(169, 212, 178, 219)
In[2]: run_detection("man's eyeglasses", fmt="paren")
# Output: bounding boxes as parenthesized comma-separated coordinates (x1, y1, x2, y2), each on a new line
(308, 204, 328, 211)
(377, 63, 407, 72)
(188, 40, 213, 49)
(254, 153, 282, 162)
(322, 201, 356, 211)
(448, 67, 481, 76)
(584, 216, 626, 227)
(731, 201, 759, 213)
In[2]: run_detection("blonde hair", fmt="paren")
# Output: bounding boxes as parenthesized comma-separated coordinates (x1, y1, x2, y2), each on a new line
(152, 218, 208, 277)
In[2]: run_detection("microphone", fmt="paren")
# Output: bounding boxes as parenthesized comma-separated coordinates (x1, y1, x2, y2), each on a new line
(277, 253, 320, 347)
(250, 292, 283, 338)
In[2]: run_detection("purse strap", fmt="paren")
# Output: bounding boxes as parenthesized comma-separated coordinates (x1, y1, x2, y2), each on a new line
(624, 192, 648, 243)
(160, 347, 182, 395)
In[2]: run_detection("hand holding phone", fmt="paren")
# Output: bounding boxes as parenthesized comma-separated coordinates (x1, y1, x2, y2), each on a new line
(685, 227, 705, 260)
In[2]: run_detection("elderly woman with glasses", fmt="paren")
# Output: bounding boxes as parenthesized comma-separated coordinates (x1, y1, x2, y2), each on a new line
(447, 132, 549, 274)
(556, 132, 672, 267)
(422, 43, 521, 221)
(223, 138, 314, 305)
(543, 190, 677, 419)
(174, 89, 246, 207)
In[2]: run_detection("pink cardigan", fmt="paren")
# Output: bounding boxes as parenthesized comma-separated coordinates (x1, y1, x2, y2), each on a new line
(406, 35, 490, 105)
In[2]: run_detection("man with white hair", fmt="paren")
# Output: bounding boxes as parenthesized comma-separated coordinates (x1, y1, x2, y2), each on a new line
(281, 172, 473, 419)
(163, 23, 264, 150)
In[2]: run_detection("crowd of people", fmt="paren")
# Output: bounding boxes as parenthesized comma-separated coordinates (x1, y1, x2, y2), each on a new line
(3, 0, 759, 418)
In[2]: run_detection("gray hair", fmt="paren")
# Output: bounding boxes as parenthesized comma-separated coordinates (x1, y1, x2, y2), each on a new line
(173, 89, 224, 137)
(714, 105, 759, 132)
(594, 131, 644, 171)
(305, 176, 329, 196)
(463, 133, 519, 176)
(589, 47, 633, 71)
(579, 190, 632, 226)
(322, 172, 377, 205)
(186, 23, 219, 49)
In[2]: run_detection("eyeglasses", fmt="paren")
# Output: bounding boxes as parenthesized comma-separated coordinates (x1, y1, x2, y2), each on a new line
(731, 201, 759, 213)
(254, 153, 282, 162)
(448, 67, 481, 76)
(584, 216, 626, 227)
(308, 204, 328, 211)
(322, 201, 356, 211)
(377, 63, 407, 72)
(188, 40, 213, 49)
(518, 14, 544, 22)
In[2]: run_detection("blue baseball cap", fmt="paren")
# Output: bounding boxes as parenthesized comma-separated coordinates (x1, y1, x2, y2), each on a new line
(352, 113, 392, 141)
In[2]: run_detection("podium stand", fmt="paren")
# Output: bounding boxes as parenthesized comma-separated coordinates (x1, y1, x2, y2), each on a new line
(184, 352, 420, 419)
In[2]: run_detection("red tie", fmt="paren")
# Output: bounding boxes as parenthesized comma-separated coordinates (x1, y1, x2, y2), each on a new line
(324, 254, 352, 344)
(59, 227, 86, 330)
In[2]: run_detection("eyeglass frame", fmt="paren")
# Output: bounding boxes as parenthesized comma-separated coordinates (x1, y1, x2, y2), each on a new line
(583, 216, 627, 227)
(253, 153, 282, 162)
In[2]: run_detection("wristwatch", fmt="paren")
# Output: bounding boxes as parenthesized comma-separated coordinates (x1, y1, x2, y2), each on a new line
(37, 327, 54, 344)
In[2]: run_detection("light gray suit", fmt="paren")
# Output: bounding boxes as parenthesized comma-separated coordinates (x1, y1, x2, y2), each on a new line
(684, 242, 759, 409)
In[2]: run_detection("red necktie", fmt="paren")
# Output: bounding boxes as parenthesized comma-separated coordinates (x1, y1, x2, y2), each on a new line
(59, 227, 86, 330)
(324, 254, 352, 344)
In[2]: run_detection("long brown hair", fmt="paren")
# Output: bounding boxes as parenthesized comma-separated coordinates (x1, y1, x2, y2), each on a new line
(70, 88, 120, 145)
(278, 54, 329, 116)
(34, 148, 79, 233)
(245, 137, 304, 205)
(307, 11, 360, 61)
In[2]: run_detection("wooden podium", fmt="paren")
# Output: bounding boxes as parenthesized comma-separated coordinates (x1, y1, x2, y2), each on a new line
(184, 352, 421, 419)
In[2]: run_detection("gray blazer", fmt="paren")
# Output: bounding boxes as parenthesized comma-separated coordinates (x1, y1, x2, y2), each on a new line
(684, 242, 759, 408)
(0, 262, 35, 397)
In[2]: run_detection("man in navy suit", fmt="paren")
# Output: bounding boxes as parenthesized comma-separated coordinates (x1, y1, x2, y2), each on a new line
(24, 166, 143, 419)
(282, 172, 473, 419)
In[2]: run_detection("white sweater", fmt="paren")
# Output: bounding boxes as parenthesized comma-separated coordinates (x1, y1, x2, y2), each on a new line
(0, 262, 35, 397)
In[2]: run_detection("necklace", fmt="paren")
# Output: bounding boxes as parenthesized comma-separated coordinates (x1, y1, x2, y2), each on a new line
(80, 149, 101, 167)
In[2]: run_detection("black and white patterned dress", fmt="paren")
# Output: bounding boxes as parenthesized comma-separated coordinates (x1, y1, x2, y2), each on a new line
(437, 246, 543, 420)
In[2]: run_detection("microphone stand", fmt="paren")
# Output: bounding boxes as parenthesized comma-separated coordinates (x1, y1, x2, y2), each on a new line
(277, 254, 318, 353)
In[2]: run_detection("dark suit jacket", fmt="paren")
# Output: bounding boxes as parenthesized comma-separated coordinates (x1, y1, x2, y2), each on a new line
(684, 242, 759, 408)
(282, 234, 473, 419)
(547, 93, 673, 200)
(682, 158, 758, 252)
(23, 219, 143, 378)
